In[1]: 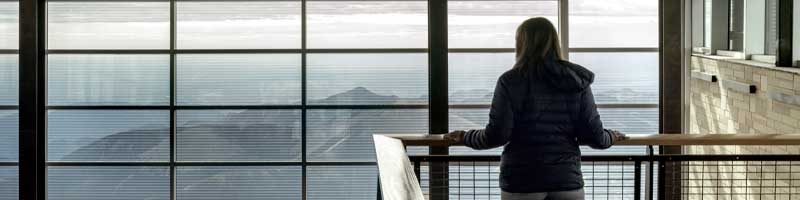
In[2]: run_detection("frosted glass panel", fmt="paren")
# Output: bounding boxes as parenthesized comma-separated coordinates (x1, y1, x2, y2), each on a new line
(569, 52, 659, 104)
(177, 166, 302, 200)
(48, 167, 170, 200)
(48, 54, 170, 106)
(0, 2, 18, 49)
(177, 110, 301, 162)
(177, 1, 301, 49)
(307, 166, 378, 200)
(0, 167, 17, 200)
(48, 2, 169, 49)
(307, 1, 427, 48)
(0, 55, 18, 105)
(47, 110, 170, 162)
(307, 109, 428, 162)
(0, 111, 17, 162)
(177, 54, 301, 105)
(307, 54, 428, 105)
(449, 53, 514, 105)
(449, 1, 558, 48)
(450, 52, 659, 105)
(569, 0, 658, 47)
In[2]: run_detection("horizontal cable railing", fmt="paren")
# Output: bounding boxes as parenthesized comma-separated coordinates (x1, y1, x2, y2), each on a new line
(409, 155, 800, 200)
(390, 133, 800, 146)
(375, 134, 800, 200)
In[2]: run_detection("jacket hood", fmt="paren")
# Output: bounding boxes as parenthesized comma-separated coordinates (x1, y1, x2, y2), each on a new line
(535, 60, 595, 92)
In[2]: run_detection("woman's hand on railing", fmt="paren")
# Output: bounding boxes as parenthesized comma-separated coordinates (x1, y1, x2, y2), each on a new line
(610, 129, 628, 143)
(444, 130, 466, 145)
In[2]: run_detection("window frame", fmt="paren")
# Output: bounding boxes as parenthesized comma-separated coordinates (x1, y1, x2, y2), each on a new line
(13, 0, 664, 199)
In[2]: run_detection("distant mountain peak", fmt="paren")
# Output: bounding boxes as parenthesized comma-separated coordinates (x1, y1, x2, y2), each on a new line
(322, 87, 398, 102)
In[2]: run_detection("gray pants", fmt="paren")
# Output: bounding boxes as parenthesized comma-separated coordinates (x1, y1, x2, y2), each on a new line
(501, 189, 585, 200)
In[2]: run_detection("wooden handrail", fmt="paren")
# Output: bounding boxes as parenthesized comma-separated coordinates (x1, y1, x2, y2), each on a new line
(387, 134, 800, 146)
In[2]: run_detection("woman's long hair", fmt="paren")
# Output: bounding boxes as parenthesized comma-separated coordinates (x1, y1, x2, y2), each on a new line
(513, 17, 563, 70)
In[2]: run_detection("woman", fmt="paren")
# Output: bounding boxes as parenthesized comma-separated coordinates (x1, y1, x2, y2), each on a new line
(445, 17, 627, 200)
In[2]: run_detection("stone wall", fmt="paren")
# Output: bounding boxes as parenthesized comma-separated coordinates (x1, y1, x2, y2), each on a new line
(685, 55, 800, 200)
(689, 55, 800, 155)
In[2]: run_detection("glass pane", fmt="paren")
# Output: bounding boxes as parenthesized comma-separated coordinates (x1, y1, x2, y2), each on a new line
(307, 1, 427, 48)
(177, 110, 301, 162)
(597, 108, 658, 135)
(0, 111, 17, 162)
(569, 52, 659, 104)
(449, 108, 658, 155)
(48, 2, 169, 49)
(449, 1, 558, 48)
(449, 53, 514, 105)
(307, 109, 428, 162)
(0, 167, 17, 200)
(307, 54, 427, 105)
(0, 2, 18, 49)
(449, 108, 503, 155)
(177, 54, 301, 105)
(569, 0, 658, 47)
(48, 54, 170, 106)
(48, 166, 170, 200)
(307, 166, 377, 200)
(47, 110, 169, 162)
(0, 55, 18, 105)
(765, 0, 779, 55)
(177, 166, 302, 200)
(728, 0, 744, 51)
(176, 1, 301, 49)
(581, 108, 658, 155)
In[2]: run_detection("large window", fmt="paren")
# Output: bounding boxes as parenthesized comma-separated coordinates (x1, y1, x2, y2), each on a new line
(0, 1, 18, 199)
(449, 0, 659, 155)
(44, 0, 427, 199)
(0, 0, 660, 199)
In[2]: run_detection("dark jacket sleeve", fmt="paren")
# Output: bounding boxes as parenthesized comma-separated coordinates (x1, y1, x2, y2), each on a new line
(575, 87, 614, 149)
(463, 78, 514, 150)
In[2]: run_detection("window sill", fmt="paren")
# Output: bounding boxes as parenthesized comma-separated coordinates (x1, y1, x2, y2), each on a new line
(692, 54, 800, 75)
(750, 54, 776, 64)
(716, 50, 746, 59)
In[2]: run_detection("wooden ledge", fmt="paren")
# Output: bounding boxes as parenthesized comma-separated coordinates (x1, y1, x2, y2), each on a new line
(386, 134, 800, 146)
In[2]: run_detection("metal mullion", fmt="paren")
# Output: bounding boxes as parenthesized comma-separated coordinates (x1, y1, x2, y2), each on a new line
(169, 0, 177, 199)
(47, 48, 433, 54)
(447, 48, 514, 53)
(0, 106, 19, 109)
(0, 162, 18, 167)
(306, 105, 428, 109)
(178, 105, 303, 110)
(46, 161, 329, 166)
(0, 50, 19, 54)
(428, 0, 448, 199)
(45, 104, 430, 110)
(305, 162, 378, 166)
(46, 162, 172, 167)
(446, 48, 660, 53)
(177, 0, 299, 1)
(300, 0, 308, 198)
(307, 48, 427, 53)
(178, 162, 306, 166)
(46, 105, 171, 110)
(46, 0, 170, 2)
(559, 0, 568, 60)
(569, 48, 660, 52)
(19, 0, 47, 199)
(46, 49, 171, 54)
(776, 0, 793, 67)
(449, 104, 660, 109)
(177, 49, 302, 54)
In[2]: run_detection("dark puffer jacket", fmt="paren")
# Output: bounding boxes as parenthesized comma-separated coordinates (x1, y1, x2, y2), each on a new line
(463, 60, 615, 193)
